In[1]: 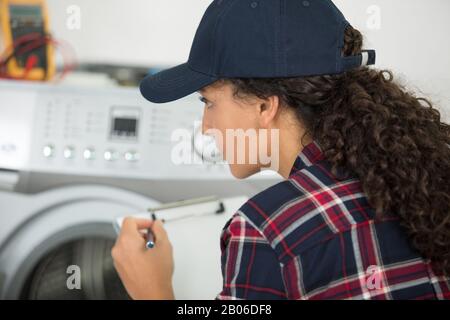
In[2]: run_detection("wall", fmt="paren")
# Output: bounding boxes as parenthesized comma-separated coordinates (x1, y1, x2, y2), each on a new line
(47, 0, 450, 120)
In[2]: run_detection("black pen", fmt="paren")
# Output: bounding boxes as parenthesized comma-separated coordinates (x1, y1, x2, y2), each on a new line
(146, 212, 156, 249)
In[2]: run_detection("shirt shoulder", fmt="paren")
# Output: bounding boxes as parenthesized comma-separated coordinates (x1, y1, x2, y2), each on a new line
(219, 212, 267, 253)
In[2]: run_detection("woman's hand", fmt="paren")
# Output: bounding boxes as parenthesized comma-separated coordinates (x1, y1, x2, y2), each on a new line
(111, 217, 175, 300)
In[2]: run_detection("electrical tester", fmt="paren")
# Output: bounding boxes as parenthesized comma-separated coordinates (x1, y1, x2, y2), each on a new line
(0, 0, 55, 80)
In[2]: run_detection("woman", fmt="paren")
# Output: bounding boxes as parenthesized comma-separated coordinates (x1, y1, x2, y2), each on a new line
(112, 0, 450, 300)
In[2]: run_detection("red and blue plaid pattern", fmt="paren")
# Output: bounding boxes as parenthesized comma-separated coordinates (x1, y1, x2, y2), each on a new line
(216, 141, 450, 300)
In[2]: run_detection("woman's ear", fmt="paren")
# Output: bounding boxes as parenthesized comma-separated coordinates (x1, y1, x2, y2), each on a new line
(259, 95, 280, 128)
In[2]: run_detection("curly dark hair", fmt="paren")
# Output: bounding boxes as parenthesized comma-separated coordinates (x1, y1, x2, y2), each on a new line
(218, 26, 450, 276)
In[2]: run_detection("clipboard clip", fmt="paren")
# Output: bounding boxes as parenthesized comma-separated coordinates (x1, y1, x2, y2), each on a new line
(148, 195, 226, 223)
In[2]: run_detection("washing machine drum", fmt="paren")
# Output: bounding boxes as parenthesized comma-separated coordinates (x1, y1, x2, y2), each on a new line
(24, 238, 129, 300)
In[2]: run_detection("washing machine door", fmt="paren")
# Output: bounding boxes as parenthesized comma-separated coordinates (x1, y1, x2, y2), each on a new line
(0, 185, 159, 300)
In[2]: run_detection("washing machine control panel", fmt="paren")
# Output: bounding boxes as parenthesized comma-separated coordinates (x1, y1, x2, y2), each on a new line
(0, 81, 250, 180)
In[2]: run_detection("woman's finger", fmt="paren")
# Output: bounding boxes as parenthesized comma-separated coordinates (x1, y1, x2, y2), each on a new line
(122, 217, 153, 232)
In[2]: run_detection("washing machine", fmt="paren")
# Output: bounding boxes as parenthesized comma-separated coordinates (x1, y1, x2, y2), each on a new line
(0, 80, 280, 299)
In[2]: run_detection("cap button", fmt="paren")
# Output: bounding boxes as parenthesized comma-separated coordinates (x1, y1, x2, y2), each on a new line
(250, 2, 258, 9)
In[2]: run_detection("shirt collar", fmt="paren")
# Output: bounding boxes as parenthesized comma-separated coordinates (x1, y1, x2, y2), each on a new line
(289, 140, 325, 176)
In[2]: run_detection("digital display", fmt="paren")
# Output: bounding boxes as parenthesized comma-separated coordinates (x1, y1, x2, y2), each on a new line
(112, 118, 137, 137)
(109, 107, 140, 140)
(9, 5, 43, 20)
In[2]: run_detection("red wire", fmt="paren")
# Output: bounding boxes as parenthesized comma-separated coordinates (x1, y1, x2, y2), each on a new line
(23, 54, 39, 78)
(0, 33, 43, 61)
(0, 36, 47, 80)
(15, 37, 49, 56)
(48, 37, 78, 82)
(0, 33, 77, 81)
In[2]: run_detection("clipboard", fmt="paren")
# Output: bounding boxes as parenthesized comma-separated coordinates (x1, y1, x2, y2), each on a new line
(113, 195, 225, 235)
(113, 195, 248, 299)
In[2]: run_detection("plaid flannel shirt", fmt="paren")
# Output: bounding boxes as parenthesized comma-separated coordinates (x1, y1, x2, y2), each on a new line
(216, 141, 450, 300)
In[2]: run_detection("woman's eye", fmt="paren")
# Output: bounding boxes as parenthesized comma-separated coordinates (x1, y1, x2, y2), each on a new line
(199, 96, 213, 108)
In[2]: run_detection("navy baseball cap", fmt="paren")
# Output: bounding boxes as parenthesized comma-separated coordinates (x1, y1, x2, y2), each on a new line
(140, 0, 376, 103)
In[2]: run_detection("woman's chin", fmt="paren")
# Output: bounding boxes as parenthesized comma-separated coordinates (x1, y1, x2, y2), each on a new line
(228, 164, 260, 180)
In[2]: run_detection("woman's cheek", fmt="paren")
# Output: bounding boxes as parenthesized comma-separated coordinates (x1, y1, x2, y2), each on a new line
(202, 126, 225, 162)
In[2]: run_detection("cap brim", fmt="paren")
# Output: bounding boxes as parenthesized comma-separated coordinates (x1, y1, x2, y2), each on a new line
(139, 63, 218, 103)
